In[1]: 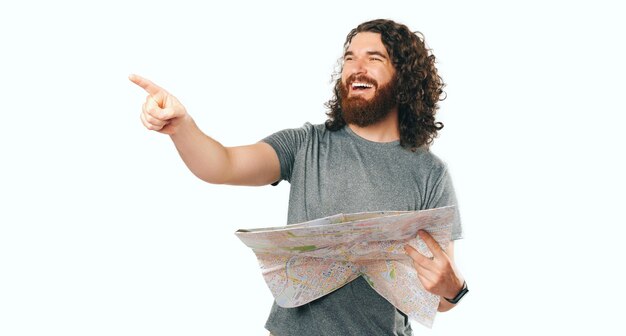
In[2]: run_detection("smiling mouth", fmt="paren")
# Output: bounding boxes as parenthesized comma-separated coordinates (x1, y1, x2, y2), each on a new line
(350, 82, 375, 94)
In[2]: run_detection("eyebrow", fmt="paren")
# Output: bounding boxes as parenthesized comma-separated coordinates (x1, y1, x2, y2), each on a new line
(344, 50, 389, 59)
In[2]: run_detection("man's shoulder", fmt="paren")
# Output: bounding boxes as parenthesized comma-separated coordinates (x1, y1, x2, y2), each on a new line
(286, 121, 328, 134)
(310, 122, 334, 132)
(300, 122, 340, 139)
(403, 147, 449, 172)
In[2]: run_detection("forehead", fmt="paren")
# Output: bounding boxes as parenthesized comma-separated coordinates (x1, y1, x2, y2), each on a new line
(346, 32, 389, 56)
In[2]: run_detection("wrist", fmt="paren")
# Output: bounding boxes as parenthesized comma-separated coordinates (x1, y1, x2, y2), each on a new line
(443, 280, 468, 304)
(443, 277, 464, 299)
(169, 114, 196, 137)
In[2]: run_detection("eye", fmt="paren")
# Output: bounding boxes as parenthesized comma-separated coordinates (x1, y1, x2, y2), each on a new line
(370, 57, 383, 62)
(344, 56, 353, 61)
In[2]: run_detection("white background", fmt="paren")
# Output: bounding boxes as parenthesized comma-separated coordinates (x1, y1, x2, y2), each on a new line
(1, 0, 625, 335)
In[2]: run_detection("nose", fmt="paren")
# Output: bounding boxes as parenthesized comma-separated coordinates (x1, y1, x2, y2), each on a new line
(346, 57, 367, 77)
(352, 58, 367, 75)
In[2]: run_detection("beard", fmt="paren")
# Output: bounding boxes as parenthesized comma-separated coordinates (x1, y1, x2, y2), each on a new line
(339, 75, 397, 127)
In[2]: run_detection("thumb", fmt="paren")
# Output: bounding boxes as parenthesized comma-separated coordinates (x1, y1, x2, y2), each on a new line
(159, 106, 181, 121)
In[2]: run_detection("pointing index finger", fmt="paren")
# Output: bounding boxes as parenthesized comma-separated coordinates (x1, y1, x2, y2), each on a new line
(128, 74, 168, 99)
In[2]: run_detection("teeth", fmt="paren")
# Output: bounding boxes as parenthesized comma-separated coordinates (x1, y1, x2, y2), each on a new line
(352, 82, 374, 88)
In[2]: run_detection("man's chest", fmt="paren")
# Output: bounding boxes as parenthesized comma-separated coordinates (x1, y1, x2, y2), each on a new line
(290, 150, 426, 220)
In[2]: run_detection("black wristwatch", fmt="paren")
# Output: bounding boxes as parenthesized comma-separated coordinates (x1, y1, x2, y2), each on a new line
(444, 281, 468, 304)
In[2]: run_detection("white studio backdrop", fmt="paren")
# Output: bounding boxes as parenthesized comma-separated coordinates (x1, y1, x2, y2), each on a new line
(1, 0, 625, 335)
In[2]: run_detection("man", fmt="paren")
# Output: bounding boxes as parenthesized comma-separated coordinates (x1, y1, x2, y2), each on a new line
(131, 19, 466, 336)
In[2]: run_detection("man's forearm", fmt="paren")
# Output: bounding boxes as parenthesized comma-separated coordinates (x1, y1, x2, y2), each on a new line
(169, 117, 232, 184)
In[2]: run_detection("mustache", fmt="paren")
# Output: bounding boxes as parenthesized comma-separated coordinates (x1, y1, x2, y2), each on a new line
(345, 74, 378, 87)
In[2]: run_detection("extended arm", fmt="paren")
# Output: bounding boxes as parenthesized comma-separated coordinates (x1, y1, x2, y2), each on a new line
(130, 74, 280, 186)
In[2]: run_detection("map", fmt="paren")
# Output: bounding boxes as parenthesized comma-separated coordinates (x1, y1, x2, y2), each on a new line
(235, 205, 458, 328)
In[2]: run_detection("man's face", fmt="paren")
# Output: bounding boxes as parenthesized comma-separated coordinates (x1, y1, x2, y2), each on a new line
(340, 32, 397, 127)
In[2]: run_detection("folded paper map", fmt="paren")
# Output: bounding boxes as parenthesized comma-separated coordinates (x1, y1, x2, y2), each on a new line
(235, 206, 458, 328)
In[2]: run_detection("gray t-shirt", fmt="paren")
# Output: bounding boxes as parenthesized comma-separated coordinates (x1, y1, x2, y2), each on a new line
(262, 123, 462, 336)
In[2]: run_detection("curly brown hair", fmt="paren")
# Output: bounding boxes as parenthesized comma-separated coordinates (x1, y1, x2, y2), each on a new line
(325, 19, 446, 150)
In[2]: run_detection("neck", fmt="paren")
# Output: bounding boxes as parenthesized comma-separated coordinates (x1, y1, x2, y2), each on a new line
(348, 108, 400, 143)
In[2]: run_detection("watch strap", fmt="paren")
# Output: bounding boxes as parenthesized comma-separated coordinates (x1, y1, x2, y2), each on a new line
(444, 280, 468, 304)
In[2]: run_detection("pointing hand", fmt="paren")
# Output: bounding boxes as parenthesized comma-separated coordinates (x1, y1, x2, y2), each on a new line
(129, 74, 189, 135)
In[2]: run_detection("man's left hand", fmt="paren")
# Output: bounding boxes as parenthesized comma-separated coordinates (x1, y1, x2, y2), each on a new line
(404, 230, 463, 300)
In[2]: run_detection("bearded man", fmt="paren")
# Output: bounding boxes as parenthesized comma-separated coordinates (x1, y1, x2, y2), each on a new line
(131, 18, 467, 336)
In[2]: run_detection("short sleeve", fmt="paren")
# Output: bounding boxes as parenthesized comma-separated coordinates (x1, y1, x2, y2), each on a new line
(425, 165, 463, 240)
(261, 122, 313, 183)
